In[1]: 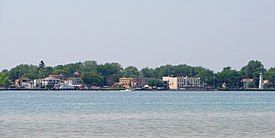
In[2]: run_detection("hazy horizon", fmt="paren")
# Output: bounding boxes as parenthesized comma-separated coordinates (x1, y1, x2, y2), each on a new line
(1, 0, 275, 72)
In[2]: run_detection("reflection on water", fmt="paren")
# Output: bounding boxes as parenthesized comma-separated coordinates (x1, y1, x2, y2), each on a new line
(0, 91, 275, 137)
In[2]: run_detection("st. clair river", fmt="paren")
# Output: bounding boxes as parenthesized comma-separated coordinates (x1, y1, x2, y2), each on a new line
(0, 91, 274, 137)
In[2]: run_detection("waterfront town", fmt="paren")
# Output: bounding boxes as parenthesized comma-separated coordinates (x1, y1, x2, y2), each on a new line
(0, 60, 275, 91)
(9, 72, 267, 91)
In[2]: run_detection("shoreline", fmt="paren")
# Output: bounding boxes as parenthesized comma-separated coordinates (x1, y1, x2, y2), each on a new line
(1, 88, 275, 91)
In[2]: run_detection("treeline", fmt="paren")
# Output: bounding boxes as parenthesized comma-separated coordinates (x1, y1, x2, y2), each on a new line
(0, 60, 275, 88)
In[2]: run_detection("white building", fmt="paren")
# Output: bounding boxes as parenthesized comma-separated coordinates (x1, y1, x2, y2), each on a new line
(41, 76, 62, 88)
(163, 77, 178, 90)
(178, 76, 202, 88)
(163, 76, 202, 90)
(65, 77, 81, 85)
(259, 73, 264, 90)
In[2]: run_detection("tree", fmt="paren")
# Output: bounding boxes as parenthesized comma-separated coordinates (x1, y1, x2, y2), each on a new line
(81, 72, 104, 86)
(173, 64, 193, 77)
(123, 66, 140, 78)
(194, 67, 215, 86)
(96, 63, 122, 77)
(1, 69, 8, 73)
(141, 67, 156, 78)
(241, 60, 266, 79)
(148, 79, 164, 87)
(39, 61, 45, 68)
(265, 68, 275, 87)
(216, 66, 242, 88)
(8, 64, 40, 81)
(81, 60, 98, 72)
(155, 65, 174, 78)
(0, 73, 11, 88)
(240, 60, 266, 87)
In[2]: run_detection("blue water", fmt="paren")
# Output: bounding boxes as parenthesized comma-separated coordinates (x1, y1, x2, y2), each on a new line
(0, 91, 275, 137)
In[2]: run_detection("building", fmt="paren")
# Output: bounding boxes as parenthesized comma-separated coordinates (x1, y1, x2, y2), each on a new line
(132, 78, 149, 88)
(41, 75, 62, 88)
(48, 74, 64, 80)
(15, 77, 31, 88)
(163, 76, 203, 90)
(65, 77, 82, 86)
(178, 76, 202, 88)
(64, 77, 85, 89)
(163, 77, 178, 90)
(118, 78, 132, 89)
(118, 78, 149, 89)
(33, 79, 42, 88)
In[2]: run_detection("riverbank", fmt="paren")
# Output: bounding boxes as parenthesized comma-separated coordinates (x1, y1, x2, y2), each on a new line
(1, 88, 275, 91)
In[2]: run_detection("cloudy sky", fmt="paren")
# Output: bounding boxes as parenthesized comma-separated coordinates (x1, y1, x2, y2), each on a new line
(1, 0, 275, 71)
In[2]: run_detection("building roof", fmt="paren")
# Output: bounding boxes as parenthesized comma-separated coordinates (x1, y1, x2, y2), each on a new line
(42, 77, 61, 81)
(242, 78, 253, 83)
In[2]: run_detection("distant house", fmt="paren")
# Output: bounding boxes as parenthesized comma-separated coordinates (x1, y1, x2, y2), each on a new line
(163, 77, 178, 90)
(242, 78, 254, 89)
(132, 78, 149, 88)
(64, 77, 85, 89)
(163, 76, 203, 90)
(178, 76, 202, 88)
(33, 79, 42, 88)
(65, 77, 82, 85)
(48, 74, 64, 80)
(41, 75, 62, 88)
(118, 78, 148, 89)
(15, 77, 31, 88)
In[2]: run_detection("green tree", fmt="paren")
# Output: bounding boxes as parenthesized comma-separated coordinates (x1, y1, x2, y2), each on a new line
(240, 60, 266, 87)
(97, 63, 122, 77)
(194, 67, 215, 86)
(141, 67, 156, 78)
(216, 66, 242, 88)
(148, 79, 164, 87)
(155, 65, 174, 78)
(173, 64, 193, 77)
(241, 60, 266, 79)
(123, 66, 140, 78)
(52, 62, 82, 78)
(0, 73, 11, 88)
(81, 72, 104, 86)
(265, 68, 275, 86)
(39, 61, 45, 68)
(80, 60, 98, 72)
(8, 64, 40, 81)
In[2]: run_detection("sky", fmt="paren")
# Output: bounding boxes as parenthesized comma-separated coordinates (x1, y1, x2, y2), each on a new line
(0, 0, 275, 72)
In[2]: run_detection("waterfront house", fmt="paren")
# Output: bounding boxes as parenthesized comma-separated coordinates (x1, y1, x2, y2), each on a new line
(118, 78, 149, 89)
(163, 77, 178, 90)
(15, 77, 31, 89)
(118, 78, 132, 88)
(163, 76, 203, 90)
(41, 75, 62, 88)
(132, 78, 149, 88)
(64, 77, 85, 89)
(178, 76, 202, 88)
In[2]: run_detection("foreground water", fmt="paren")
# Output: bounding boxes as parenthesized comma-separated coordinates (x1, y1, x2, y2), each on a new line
(0, 91, 274, 137)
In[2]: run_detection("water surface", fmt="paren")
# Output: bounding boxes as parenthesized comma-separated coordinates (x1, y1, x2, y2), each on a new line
(0, 91, 274, 137)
